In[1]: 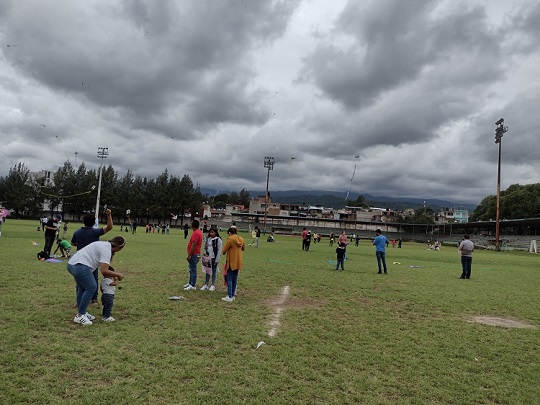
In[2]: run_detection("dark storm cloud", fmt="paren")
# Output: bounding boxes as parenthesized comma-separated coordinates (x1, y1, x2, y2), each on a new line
(1, 0, 539, 204)
(0, 0, 299, 138)
(511, 1, 540, 53)
(297, 0, 515, 157)
(300, 0, 504, 111)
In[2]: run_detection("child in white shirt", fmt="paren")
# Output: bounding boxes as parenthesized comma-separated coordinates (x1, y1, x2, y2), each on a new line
(100, 266, 120, 322)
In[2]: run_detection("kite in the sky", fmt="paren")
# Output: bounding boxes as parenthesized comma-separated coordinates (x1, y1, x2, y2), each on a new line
(345, 155, 360, 201)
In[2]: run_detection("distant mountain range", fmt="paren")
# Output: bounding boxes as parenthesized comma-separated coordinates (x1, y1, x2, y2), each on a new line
(201, 188, 476, 211)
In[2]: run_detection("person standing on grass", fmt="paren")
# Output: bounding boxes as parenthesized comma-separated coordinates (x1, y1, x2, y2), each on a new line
(66, 237, 125, 325)
(183, 220, 203, 291)
(304, 230, 312, 251)
(253, 226, 261, 247)
(221, 226, 245, 302)
(339, 230, 349, 259)
(71, 209, 113, 305)
(200, 228, 222, 291)
(373, 229, 390, 274)
(458, 234, 474, 279)
(100, 265, 120, 322)
(62, 221, 69, 239)
(44, 214, 61, 256)
(335, 242, 346, 271)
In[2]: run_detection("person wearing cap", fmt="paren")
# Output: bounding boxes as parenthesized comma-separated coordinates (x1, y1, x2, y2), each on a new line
(44, 214, 62, 256)
(67, 236, 126, 325)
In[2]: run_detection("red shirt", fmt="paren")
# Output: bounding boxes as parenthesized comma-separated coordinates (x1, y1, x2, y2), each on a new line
(187, 229, 203, 255)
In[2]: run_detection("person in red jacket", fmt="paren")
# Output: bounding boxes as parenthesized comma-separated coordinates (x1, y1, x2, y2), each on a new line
(183, 220, 203, 291)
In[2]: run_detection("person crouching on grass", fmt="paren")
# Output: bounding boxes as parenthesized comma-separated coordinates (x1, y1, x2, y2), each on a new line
(221, 226, 245, 302)
(66, 237, 125, 325)
(53, 238, 72, 258)
(101, 265, 120, 322)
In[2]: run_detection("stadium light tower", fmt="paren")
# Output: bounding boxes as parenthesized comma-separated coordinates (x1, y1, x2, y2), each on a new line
(263, 156, 275, 231)
(95, 147, 109, 225)
(494, 118, 508, 251)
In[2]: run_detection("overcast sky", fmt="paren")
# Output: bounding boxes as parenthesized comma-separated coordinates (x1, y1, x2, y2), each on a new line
(1, 0, 539, 204)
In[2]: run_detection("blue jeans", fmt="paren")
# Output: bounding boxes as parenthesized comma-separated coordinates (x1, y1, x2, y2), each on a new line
(226, 269, 239, 298)
(336, 259, 344, 271)
(101, 293, 114, 318)
(67, 263, 97, 316)
(188, 255, 200, 286)
(205, 258, 218, 286)
(461, 256, 472, 278)
(92, 269, 99, 301)
(376, 251, 387, 273)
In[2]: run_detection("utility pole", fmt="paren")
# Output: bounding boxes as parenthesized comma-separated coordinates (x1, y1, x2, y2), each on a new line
(494, 118, 508, 251)
(263, 156, 275, 232)
(95, 147, 109, 226)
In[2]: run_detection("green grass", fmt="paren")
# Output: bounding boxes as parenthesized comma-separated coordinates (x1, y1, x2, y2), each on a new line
(1, 220, 539, 404)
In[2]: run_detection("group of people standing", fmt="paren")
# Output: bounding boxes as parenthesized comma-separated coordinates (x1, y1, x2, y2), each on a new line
(58, 208, 474, 325)
(183, 220, 245, 302)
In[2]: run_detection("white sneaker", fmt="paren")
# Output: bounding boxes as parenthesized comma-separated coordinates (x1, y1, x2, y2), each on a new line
(85, 312, 96, 321)
(183, 283, 190, 288)
(102, 316, 115, 322)
(221, 296, 234, 302)
(200, 285, 208, 291)
(184, 285, 196, 291)
(74, 314, 92, 325)
(209, 285, 215, 291)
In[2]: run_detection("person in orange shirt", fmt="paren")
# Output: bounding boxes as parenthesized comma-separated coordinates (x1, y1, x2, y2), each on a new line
(221, 226, 245, 302)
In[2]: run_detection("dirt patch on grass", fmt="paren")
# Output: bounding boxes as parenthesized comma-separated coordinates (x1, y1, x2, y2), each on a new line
(356, 297, 374, 305)
(470, 316, 536, 329)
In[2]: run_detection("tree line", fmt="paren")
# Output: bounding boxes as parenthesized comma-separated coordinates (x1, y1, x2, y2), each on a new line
(0, 161, 251, 224)
(470, 183, 540, 222)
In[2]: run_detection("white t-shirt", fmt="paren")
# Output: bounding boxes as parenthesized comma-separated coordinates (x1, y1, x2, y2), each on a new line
(68, 241, 112, 269)
(101, 277, 116, 295)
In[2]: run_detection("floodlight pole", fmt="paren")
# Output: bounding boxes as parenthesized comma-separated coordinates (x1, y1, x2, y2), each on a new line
(494, 119, 508, 251)
(263, 156, 275, 232)
(95, 147, 109, 225)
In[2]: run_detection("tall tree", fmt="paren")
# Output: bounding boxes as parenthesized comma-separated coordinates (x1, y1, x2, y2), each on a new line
(212, 193, 230, 209)
(115, 170, 134, 223)
(0, 163, 38, 217)
(239, 188, 251, 207)
(177, 175, 195, 223)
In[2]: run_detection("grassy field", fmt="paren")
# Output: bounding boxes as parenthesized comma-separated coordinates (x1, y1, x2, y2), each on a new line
(1, 219, 539, 404)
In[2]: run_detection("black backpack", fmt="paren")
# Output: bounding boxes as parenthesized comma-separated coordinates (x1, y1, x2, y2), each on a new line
(37, 251, 50, 260)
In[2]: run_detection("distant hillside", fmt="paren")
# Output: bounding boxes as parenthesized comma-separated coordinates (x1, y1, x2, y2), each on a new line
(201, 188, 475, 211)
(256, 190, 474, 211)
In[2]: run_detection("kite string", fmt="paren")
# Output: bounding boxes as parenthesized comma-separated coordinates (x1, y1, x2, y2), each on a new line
(345, 163, 356, 201)
(42, 190, 94, 199)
